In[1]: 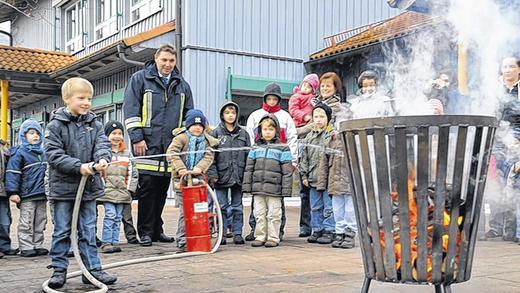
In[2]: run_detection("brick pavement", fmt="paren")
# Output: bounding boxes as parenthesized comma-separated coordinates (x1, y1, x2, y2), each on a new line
(1, 202, 519, 293)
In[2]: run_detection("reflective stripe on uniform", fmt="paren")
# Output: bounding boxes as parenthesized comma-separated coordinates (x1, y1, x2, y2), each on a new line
(125, 117, 142, 130)
(142, 91, 153, 128)
(135, 158, 172, 173)
(135, 163, 172, 173)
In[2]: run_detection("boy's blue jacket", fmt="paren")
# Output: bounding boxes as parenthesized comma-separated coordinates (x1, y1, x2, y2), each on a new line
(44, 107, 111, 201)
(6, 119, 47, 199)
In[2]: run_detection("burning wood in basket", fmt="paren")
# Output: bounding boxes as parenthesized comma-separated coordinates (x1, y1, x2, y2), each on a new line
(375, 167, 463, 282)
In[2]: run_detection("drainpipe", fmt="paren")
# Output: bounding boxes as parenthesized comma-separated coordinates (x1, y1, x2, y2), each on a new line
(1, 80, 8, 141)
(175, 0, 183, 72)
(117, 44, 145, 67)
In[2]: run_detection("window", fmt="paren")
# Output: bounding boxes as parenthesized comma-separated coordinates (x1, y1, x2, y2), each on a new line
(65, 1, 85, 53)
(130, 0, 161, 23)
(95, 0, 120, 40)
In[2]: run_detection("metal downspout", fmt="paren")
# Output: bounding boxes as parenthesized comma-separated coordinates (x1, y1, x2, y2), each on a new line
(175, 0, 183, 72)
(117, 44, 145, 67)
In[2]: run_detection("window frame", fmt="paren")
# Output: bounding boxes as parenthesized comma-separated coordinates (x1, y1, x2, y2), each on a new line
(64, 1, 86, 53)
(128, 0, 162, 25)
(94, 0, 121, 41)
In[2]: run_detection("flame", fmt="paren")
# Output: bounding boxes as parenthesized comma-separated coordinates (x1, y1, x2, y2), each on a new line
(379, 166, 463, 282)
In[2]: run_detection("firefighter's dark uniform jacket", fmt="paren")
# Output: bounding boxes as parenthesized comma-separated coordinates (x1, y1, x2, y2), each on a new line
(123, 61, 194, 176)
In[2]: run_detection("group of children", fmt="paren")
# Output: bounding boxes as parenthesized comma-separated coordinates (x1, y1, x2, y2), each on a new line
(0, 68, 397, 288)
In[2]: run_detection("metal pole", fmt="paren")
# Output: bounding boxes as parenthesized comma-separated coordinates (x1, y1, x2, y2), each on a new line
(458, 42, 469, 95)
(1, 80, 8, 141)
(175, 0, 183, 72)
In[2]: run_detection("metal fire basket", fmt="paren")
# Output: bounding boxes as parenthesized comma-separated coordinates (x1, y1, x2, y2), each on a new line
(339, 115, 497, 293)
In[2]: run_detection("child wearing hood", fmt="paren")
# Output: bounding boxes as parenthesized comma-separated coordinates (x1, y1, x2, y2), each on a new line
(208, 102, 251, 245)
(167, 109, 219, 253)
(6, 119, 48, 257)
(97, 121, 139, 253)
(245, 83, 297, 241)
(243, 114, 293, 248)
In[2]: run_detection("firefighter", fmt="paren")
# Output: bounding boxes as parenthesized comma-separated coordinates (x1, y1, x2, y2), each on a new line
(123, 44, 194, 246)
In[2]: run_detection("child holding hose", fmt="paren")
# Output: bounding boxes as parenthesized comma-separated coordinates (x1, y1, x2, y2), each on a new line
(44, 77, 116, 289)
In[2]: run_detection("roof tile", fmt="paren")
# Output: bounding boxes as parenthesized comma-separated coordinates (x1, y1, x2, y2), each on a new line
(0, 45, 75, 73)
(309, 12, 436, 61)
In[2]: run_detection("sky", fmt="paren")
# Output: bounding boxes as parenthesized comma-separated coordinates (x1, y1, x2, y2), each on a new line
(0, 21, 9, 32)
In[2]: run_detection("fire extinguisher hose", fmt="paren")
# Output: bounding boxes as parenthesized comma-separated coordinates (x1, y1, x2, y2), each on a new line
(43, 173, 224, 293)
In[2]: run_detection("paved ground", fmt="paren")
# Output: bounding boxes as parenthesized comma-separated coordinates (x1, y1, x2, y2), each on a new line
(1, 202, 519, 293)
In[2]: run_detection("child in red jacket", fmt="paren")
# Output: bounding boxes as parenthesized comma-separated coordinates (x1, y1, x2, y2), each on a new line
(289, 73, 320, 130)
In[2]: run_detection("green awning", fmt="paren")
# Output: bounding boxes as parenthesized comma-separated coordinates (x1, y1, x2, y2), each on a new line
(227, 68, 299, 100)
(92, 88, 125, 109)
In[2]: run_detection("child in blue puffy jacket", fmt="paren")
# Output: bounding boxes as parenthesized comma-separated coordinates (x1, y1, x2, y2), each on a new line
(6, 119, 48, 257)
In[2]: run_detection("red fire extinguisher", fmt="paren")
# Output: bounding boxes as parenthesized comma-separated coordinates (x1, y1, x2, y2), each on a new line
(181, 173, 212, 252)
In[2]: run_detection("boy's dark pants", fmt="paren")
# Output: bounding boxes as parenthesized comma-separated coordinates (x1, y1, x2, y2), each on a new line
(50, 200, 101, 270)
(0, 197, 12, 252)
(248, 197, 286, 236)
(122, 203, 137, 241)
(215, 185, 244, 236)
(137, 174, 170, 240)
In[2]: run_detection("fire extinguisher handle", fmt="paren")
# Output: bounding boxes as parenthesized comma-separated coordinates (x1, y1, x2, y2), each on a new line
(180, 173, 208, 188)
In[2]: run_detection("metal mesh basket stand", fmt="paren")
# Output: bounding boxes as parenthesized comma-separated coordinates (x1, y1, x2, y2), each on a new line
(339, 115, 497, 293)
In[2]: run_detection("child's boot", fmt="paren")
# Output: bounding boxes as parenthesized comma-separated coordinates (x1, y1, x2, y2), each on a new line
(331, 234, 345, 248)
(340, 228, 356, 249)
(317, 231, 334, 244)
(307, 231, 322, 243)
(233, 235, 245, 244)
(48, 268, 67, 289)
(82, 268, 117, 285)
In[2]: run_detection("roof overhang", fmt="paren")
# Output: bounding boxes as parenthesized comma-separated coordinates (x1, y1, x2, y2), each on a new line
(1, 21, 175, 109)
(0, 69, 60, 108)
(50, 22, 175, 81)
(306, 12, 439, 69)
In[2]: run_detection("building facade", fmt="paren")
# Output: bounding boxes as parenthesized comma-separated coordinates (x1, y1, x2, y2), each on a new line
(4, 0, 398, 144)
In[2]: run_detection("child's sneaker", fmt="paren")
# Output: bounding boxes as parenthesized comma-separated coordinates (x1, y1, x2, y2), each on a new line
(264, 241, 279, 248)
(48, 268, 67, 289)
(251, 240, 265, 247)
(331, 234, 345, 248)
(245, 231, 255, 241)
(307, 231, 322, 243)
(82, 269, 117, 285)
(317, 231, 334, 244)
(233, 235, 245, 244)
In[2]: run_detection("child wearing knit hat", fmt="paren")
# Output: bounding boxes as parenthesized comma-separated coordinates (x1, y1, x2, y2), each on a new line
(167, 109, 219, 252)
(97, 120, 139, 253)
(300, 103, 336, 245)
(289, 73, 320, 129)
